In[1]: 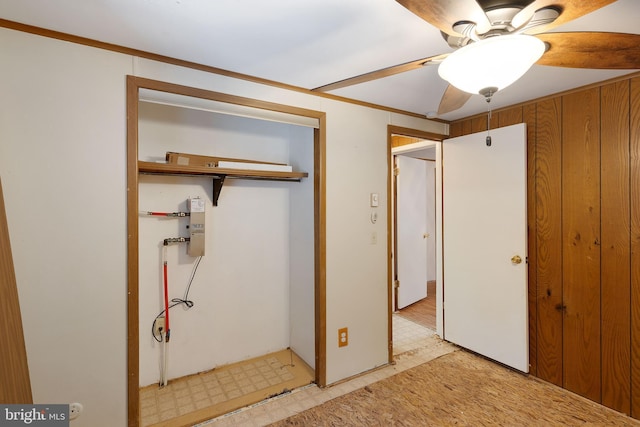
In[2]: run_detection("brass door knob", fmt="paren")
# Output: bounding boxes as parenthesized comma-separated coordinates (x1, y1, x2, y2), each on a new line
(511, 255, 522, 264)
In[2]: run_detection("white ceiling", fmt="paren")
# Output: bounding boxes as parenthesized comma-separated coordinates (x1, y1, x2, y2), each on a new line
(1, 0, 638, 120)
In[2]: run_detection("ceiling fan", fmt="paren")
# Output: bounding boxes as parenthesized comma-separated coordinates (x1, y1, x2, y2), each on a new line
(312, 0, 640, 115)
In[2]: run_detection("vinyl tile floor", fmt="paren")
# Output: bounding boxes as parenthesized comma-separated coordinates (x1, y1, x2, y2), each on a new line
(196, 315, 448, 427)
(392, 313, 436, 356)
(140, 349, 314, 427)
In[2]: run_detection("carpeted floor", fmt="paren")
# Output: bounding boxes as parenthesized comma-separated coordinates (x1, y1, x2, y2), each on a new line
(269, 349, 639, 426)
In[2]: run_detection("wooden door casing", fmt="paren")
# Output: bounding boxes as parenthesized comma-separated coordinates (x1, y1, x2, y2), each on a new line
(0, 179, 33, 403)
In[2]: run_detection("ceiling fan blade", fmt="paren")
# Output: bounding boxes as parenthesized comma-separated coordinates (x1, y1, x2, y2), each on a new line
(536, 32, 640, 69)
(396, 0, 491, 36)
(438, 85, 472, 115)
(313, 54, 447, 92)
(513, 0, 617, 34)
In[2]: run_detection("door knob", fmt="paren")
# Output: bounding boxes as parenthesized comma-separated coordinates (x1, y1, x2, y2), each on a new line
(511, 255, 522, 264)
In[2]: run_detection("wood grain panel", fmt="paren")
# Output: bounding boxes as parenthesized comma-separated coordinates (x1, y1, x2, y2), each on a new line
(0, 179, 33, 404)
(391, 135, 421, 148)
(449, 122, 462, 138)
(535, 98, 564, 386)
(630, 77, 640, 418)
(471, 116, 485, 134)
(499, 107, 524, 128)
(600, 80, 631, 414)
(314, 124, 327, 386)
(471, 113, 498, 134)
(389, 126, 447, 143)
(562, 88, 601, 402)
(126, 76, 141, 427)
(523, 104, 537, 376)
(471, 116, 487, 133)
(461, 119, 472, 136)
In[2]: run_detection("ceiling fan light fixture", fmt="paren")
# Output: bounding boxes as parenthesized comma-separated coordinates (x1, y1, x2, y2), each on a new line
(438, 35, 545, 95)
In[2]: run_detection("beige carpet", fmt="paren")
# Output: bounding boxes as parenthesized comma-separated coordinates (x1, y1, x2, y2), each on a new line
(270, 349, 639, 426)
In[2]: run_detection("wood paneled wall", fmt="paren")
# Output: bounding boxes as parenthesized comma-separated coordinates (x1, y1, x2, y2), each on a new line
(0, 179, 32, 403)
(449, 76, 640, 418)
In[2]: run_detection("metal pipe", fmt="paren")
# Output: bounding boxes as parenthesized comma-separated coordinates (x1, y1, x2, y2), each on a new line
(140, 211, 190, 217)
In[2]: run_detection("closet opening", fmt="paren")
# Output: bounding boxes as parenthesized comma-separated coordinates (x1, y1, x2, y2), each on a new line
(127, 76, 326, 427)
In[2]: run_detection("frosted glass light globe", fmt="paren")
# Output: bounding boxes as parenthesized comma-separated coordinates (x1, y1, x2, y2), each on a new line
(438, 35, 546, 95)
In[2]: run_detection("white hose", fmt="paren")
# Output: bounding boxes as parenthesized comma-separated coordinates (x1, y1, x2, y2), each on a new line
(159, 332, 166, 386)
(162, 339, 168, 387)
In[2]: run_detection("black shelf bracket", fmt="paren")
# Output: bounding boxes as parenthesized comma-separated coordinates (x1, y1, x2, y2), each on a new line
(212, 175, 226, 207)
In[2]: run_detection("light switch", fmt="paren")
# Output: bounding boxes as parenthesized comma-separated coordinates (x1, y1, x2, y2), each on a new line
(370, 193, 379, 207)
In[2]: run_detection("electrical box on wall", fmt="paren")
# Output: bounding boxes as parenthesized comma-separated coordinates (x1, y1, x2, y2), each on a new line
(188, 198, 205, 256)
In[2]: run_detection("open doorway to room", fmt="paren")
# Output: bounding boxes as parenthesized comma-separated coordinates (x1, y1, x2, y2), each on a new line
(387, 126, 443, 360)
(394, 153, 436, 323)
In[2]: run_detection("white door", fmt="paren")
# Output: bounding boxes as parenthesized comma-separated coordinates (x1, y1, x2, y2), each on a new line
(443, 123, 528, 372)
(396, 155, 428, 309)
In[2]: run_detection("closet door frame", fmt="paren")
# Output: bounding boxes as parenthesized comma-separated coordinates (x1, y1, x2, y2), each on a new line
(125, 75, 326, 427)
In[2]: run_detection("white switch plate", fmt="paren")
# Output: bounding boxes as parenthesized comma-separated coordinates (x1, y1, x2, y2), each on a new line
(370, 193, 379, 207)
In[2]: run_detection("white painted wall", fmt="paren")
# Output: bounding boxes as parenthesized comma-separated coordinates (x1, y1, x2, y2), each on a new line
(0, 30, 131, 427)
(321, 99, 390, 382)
(0, 27, 446, 426)
(288, 129, 316, 367)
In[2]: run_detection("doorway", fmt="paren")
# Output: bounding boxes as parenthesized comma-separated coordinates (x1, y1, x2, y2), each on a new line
(387, 126, 444, 361)
(386, 123, 528, 372)
(393, 152, 436, 315)
(392, 145, 437, 345)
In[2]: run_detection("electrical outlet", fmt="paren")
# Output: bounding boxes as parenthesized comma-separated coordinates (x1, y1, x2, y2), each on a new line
(154, 316, 166, 336)
(338, 327, 348, 347)
(69, 402, 83, 420)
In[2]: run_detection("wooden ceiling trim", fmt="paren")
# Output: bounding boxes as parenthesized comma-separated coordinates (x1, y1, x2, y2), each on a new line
(450, 70, 640, 124)
(0, 18, 433, 120)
